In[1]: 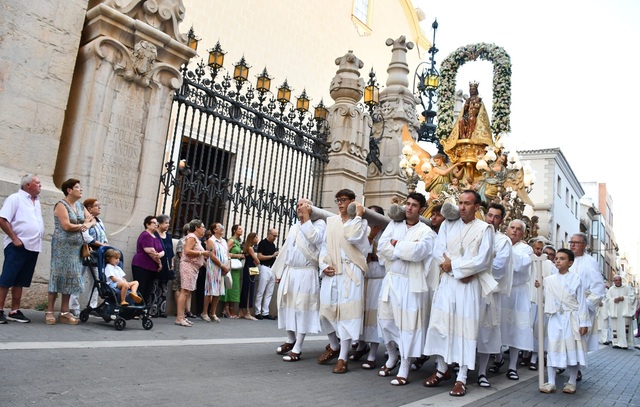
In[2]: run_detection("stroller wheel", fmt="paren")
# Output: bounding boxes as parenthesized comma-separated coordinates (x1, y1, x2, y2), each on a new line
(114, 317, 126, 331)
(142, 317, 153, 330)
(79, 310, 89, 323)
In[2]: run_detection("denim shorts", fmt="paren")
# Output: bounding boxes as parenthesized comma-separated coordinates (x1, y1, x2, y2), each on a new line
(0, 243, 39, 287)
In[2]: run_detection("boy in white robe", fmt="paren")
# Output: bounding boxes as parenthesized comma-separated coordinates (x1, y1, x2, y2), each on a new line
(538, 248, 590, 394)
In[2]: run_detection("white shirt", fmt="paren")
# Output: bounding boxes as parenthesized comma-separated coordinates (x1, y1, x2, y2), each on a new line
(0, 189, 45, 251)
(105, 263, 126, 282)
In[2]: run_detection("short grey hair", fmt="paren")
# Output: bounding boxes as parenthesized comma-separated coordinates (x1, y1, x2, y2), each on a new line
(510, 219, 526, 233)
(572, 233, 588, 244)
(20, 174, 36, 190)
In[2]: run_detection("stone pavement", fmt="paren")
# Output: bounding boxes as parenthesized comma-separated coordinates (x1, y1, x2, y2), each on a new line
(0, 309, 638, 407)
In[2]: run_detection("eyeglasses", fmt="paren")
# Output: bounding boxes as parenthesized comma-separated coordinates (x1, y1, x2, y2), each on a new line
(334, 198, 350, 204)
(568, 241, 584, 245)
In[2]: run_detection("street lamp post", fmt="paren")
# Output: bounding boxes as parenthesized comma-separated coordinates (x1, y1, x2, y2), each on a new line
(414, 19, 442, 152)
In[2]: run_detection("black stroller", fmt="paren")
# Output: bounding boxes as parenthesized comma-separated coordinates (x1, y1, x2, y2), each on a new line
(79, 245, 153, 331)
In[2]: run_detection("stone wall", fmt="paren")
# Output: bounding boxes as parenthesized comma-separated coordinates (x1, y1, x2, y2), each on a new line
(0, 0, 89, 308)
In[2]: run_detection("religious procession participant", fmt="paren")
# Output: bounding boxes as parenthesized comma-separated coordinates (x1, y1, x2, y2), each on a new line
(538, 248, 590, 395)
(476, 203, 513, 388)
(273, 198, 325, 362)
(423, 190, 496, 397)
(597, 285, 612, 345)
(376, 193, 436, 386)
(606, 275, 636, 349)
(569, 233, 606, 381)
(350, 205, 387, 370)
(317, 189, 369, 374)
(493, 220, 533, 381)
(526, 237, 555, 370)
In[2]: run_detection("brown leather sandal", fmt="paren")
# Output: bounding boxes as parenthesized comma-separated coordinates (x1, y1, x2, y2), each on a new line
(391, 376, 410, 386)
(377, 359, 399, 377)
(423, 369, 451, 387)
(332, 359, 348, 374)
(449, 381, 466, 397)
(349, 344, 370, 361)
(317, 346, 340, 365)
(283, 351, 301, 362)
(276, 342, 296, 355)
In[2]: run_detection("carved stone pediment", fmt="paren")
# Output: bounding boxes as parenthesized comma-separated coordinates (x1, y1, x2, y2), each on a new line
(99, 0, 189, 46)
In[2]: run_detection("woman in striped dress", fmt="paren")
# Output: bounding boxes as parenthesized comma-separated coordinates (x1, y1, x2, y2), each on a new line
(202, 222, 229, 322)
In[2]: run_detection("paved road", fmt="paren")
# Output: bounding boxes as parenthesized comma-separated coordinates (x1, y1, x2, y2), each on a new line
(1, 309, 638, 407)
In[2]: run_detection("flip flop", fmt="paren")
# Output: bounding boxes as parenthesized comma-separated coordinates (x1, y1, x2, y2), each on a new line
(174, 320, 191, 327)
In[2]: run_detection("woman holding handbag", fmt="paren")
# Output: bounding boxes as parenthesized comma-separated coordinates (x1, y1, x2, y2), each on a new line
(221, 224, 244, 318)
(238, 232, 260, 320)
(202, 222, 229, 322)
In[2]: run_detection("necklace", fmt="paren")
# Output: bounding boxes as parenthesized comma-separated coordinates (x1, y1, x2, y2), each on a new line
(459, 220, 475, 256)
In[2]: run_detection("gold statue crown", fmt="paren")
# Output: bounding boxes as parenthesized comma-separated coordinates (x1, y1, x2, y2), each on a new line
(469, 81, 479, 87)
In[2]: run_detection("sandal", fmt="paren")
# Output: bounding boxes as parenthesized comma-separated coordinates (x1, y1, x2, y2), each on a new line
(349, 344, 370, 361)
(391, 376, 409, 386)
(361, 360, 376, 370)
(562, 383, 576, 394)
(276, 342, 296, 355)
(488, 359, 504, 373)
(529, 362, 538, 371)
(332, 359, 348, 374)
(317, 345, 340, 365)
(45, 311, 56, 325)
(411, 355, 429, 371)
(477, 374, 491, 388)
(377, 359, 399, 377)
(506, 369, 519, 380)
(283, 351, 301, 362)
(174, 319, 191, 327)
(423, 369, 451, 387)
(449, 381, 466, 397)
(539, 383, 556, 393)
(577, 370, 582, 381)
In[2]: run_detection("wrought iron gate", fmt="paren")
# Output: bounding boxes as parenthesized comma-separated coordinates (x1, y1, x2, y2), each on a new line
(157, 62, 329, 241)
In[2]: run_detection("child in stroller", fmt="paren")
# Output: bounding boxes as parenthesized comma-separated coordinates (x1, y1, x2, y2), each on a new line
(104, 249, 143, 307)
(79, 246, 153, 331)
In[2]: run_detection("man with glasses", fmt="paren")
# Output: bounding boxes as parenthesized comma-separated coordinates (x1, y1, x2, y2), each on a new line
(255, 228, 279, 320)
(569, 233, 606, 381)
(317, 189, 369, 374)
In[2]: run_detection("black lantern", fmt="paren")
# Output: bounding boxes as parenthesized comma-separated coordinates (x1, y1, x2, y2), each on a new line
(207, 41, 225, 70)
(277, 80, 292, 104)
(314, 99, 328, 121)
(296, 89, 310, 113)
(187, 27, 200, 51)
(233, 56, 250, 83)
(256, 67, 272, 93)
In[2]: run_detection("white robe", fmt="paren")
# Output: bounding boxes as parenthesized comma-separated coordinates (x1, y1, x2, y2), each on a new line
(363, 232, 385, 344)
(606, 284, 636, 348)
(571, 254, 606, 351)
(500, 241, 533, 351)
(478, 231, 512, 354)
(318, 215, 369, 340)
(544, 271, 590, 368)
(276, 220, 325, 334)
(424, 218, 494, 368)
(377, 221, 436, 358)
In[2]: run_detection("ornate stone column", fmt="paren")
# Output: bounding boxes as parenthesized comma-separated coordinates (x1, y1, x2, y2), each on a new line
(55, 0, 196, 264)
(320, 51, 370, 211)
(364, 36, 421, 207)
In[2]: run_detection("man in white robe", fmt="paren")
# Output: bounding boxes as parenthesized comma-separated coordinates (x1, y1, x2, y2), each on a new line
(273, 198, 325, 361)
(606, 275, 636, 349)
(423, 190, 495, 397)
(317, 189, 369, 374)
(376, 192, 436, 386)
(497, 220, 533, 381)
(569, 233, 606, 353)
(476, 202, 512, 388)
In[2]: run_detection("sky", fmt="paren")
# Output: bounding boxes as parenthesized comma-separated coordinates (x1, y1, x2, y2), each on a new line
(413, 0, 640, 272)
